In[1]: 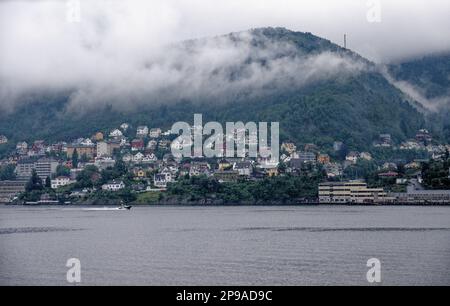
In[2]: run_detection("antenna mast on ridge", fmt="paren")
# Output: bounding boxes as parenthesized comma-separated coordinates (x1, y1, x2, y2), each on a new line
(344, 34, 347, 49)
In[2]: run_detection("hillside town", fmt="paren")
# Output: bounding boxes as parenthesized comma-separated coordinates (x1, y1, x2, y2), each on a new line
(0, 125, 450, 205)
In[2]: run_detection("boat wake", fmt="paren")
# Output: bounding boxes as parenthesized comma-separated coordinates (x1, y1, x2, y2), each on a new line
(82, 206, 132, 211)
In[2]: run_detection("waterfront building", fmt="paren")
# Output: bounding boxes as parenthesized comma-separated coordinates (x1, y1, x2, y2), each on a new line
(319, 181, 390, 204)
(391, 185, 450, 204)
(0, 180, 26, 203)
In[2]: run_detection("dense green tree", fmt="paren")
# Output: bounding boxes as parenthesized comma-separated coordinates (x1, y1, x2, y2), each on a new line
(75, 165, 99, 189)
(114, 159, 127, 176)
(45, 176, 51, 188)
(422, 160, 450, 189)
(25, 170, 43, 192)
(72, 149, 79, 168)
(56, 165, 70, 177)
(80, 153, 89, 163)
(166, 172, 323, 204)
(0, 164, 16, 181)
(117, 188, 137, 204)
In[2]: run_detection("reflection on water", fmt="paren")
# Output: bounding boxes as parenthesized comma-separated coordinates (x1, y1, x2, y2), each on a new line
(0, 205, 449, 286)
(239, 227, 450, 232)
(0, 227, 84, 235)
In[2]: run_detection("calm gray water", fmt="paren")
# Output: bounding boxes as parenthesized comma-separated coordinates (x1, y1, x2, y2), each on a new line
(0, 205, 449, 286)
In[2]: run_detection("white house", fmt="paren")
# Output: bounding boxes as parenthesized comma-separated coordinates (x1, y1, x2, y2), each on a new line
(110, 129, 123, 138)
(233, 161, 253, 176)
(280, 154, 291, 163)
(325, 163, 343, 178)
(171, 136, 193, 151)
(120, 138, 128, 147)
(122, 153, 133, 163)
(147, 140, 158, 150)
(51, 177, 73, 189)
(94, 157, 116, 170)
(400, 140, 422, 150)
(16, 141, 28, 152)
(153, 172, 172, 189)
(359, 152, 372, 161)
(257, 157, 279, 169)
(80, 138, 94, 146)
(345, 152, 359, 164)
(149, 128, 162, 138)
(102, 180, 125, 192)
(132, 152, 145, 163)
(142, 153, 157, 163)
(189, 162, 211, 177)
(0, 135, 8, 144)
(137, 126, 149, 137)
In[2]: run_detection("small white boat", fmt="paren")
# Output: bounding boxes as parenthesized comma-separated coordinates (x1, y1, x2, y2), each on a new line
(82, 205, 132, 211)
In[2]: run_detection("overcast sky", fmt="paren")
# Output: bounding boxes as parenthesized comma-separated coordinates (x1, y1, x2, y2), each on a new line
(1, 0, 449, 108)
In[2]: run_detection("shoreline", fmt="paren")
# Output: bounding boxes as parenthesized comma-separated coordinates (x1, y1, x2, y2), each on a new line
(2, 202, 450, 207)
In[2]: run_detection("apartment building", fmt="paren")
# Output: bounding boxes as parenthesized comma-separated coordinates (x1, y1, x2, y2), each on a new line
(392, 184, 450, 204)
(319, 181, 389, 204)
(0, 180, 26, 203)
(34, 158, 59, 180)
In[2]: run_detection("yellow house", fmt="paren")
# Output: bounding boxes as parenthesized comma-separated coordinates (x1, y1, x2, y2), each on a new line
(92, 132, 104, 142)
(133, 168, 146, 179)
(318, 154, 331, 164)
(67, 145, 96, 159)
(218, 159, 232, 171)
(266, 168, 279, 177)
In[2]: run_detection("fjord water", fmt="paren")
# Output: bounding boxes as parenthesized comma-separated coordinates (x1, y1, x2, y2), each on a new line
(0, 206, 449, 286)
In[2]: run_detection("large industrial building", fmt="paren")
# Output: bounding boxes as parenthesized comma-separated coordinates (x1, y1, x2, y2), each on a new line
(391, 185, 450, 204)
(319, 181, 391, 204)
(16, 158, 58, 180)
(0, 180, 26, 203)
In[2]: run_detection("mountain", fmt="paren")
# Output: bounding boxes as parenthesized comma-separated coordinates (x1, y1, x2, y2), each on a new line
(0, 28, 426, 156)
(389, 53, 450, 141)
(389, 53, 450, 100)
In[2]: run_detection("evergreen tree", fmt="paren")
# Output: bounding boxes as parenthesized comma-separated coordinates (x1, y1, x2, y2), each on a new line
(114, 159, 127, 176)
(0, 164, 16, 181)
(72, 149, 79, 168)
(45, 176, 51, 188)
(81, 153, 88, 163)
(56, 165, 70, 177)
(25, 170, 43, 192)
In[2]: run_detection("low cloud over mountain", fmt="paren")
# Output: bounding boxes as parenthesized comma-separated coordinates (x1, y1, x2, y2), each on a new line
(1, 0, 450, 111)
